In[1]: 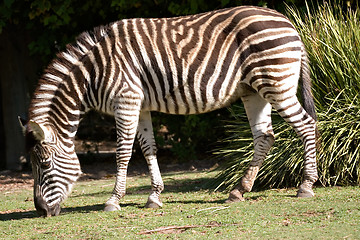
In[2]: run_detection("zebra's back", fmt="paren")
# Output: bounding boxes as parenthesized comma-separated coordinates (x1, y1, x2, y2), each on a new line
(112, 6, 302, 115)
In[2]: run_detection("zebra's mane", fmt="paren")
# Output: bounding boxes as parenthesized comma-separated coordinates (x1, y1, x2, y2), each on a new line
(29, 24, 113, 124)
(44, 24, 111, 84)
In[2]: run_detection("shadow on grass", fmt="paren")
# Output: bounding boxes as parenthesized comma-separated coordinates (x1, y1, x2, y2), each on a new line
(0, 211, 38, 221)
(61, 203, 105, 214)
(0, 202, 147, 221)
(71, 190, 111, 198)
(126, 174, 217, 194)
(0, 204, 103, 221)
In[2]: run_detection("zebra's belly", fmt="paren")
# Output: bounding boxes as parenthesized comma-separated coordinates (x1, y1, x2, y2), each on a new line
(144, 82, 253, 115)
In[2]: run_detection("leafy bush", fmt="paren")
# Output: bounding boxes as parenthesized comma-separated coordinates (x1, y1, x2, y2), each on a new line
(214, 2, 360, 191)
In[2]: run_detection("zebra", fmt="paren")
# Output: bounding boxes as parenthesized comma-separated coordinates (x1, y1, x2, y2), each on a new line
(20, 6, 318, 217)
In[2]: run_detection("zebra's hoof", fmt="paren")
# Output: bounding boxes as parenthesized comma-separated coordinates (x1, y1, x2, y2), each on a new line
(104, 203, 121, 211)
(145, 202, 161, 208)
(225, 189, 245, 203)
(145, 198, 162, 208)
(296, 188, 314, 198)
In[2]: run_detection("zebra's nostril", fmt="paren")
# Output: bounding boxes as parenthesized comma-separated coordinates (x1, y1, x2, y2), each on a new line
(34, 195, 49, 217)
(34, 184, 51, 217)
(53, 204, 61, 216)
(34, 195, 61, 217)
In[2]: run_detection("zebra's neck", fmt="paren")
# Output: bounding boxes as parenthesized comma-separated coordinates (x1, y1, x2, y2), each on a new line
(29, 24, 116, 140)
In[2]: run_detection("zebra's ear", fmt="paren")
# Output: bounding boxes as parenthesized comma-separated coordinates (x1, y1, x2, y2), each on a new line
(27, 121, 45, 142)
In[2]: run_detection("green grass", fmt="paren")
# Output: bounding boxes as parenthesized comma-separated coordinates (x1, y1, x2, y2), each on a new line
(0, 170, 359, 239)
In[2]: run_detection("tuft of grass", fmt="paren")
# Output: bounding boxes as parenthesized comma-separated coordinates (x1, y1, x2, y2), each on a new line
(289, 2, 360, 186)
(214, 2, 360, 192)
(0, 171, 359, 239)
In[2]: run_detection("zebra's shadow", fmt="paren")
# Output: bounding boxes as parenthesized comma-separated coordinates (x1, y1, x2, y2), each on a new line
(0, 203, 141, 221)
(0, 210, 38, 221)
(0, 205, 105, 221)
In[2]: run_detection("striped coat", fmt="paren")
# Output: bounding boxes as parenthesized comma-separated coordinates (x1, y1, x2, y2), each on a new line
(23, 6, 318, 216)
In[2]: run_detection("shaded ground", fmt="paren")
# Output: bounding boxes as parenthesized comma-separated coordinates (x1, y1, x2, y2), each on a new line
(0, 171, 33, 192)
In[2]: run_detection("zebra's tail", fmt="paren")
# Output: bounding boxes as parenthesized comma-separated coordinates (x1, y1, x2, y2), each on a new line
(300, 47, 320, 144)
(300, 48, 317, 121)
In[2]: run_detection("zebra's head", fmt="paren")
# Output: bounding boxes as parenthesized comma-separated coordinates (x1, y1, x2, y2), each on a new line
(20, 119, 82, 217)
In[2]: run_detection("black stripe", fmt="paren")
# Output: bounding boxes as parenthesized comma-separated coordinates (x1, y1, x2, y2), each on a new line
(128, 20, 161, 111)
(241, 57, 299, 82)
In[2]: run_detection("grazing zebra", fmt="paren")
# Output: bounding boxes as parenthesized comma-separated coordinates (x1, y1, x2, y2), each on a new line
(20, 6, 318, 217)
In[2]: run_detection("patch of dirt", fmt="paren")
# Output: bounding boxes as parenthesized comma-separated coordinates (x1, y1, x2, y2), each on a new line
(0, 171, 33, 192)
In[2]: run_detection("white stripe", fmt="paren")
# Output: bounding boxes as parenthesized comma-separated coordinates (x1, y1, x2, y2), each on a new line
(52, 62, 69, 75)
(62, 52, 78, 64)
(44, 73, 62, 83)
(130, 19, 162, 110)
(194, 11, 237, 111)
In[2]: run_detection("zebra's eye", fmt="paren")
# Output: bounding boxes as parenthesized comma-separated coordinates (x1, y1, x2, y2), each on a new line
(40, 160, 51, 169)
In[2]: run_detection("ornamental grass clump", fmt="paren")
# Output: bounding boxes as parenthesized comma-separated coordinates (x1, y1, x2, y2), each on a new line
(214, 3, 360, 191)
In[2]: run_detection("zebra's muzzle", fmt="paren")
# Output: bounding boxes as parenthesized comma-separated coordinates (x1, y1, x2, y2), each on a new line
(34, 185, 61, 217)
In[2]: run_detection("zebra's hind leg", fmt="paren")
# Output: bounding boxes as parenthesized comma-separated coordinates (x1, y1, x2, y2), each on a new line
(272, 96, 318, 198)
(104, 100, 142, 212)
(226, 93, 274, 203)
(137, 111, 164, 208)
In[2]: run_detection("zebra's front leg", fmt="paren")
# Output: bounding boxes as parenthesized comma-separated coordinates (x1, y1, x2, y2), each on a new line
(137, 111, 164, 208)
(104, 103, 141, 212)
(226, 93, 274, 203)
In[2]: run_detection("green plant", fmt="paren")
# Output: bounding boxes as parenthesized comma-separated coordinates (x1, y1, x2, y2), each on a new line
(214, 2, 360, 191)
(286, 2, 360, 186)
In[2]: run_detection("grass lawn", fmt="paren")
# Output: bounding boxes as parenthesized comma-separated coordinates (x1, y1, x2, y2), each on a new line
(0, 170, 359, 239)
